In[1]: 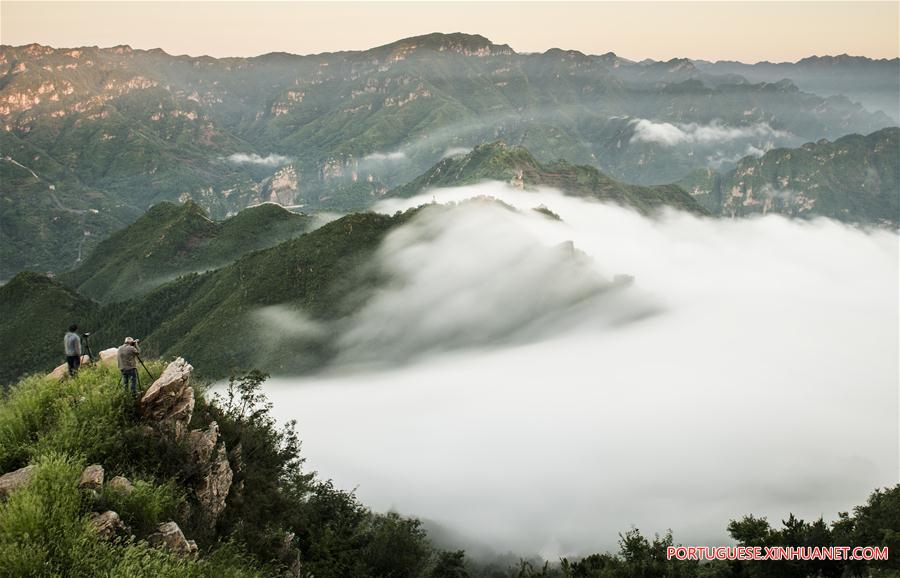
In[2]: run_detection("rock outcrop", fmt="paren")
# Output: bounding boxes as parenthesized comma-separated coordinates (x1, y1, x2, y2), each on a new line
(98, 347, 119, 367)
(78, 464, 104, 491)
(48, 354, 91, 380)
(90, 510, 130, 540)
(138, 358, 234, 527)
(139, 357, 195, 440)
(107, 475, 134, 496)
(186, 421, 233, 526)
(0, 464, 35, 499)
(148, 521, 198, 556)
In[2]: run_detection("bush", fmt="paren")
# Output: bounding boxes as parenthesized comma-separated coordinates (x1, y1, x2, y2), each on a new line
(0, 362, 165, 473)
(99, 478, 185, 536)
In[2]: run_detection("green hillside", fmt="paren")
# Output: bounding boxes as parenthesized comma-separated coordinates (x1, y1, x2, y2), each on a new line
(0, 363, 458, 577)
(0, 272, 100, 384)
(0, 210, 413, 385)
(58, 201, 314, 302)
(386, 141, 709, 215)
(679, 127, 899, 224)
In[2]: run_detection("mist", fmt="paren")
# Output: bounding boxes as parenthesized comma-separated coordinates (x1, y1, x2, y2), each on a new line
(256, 183, 898, 557)
(226, 153, 293, 167)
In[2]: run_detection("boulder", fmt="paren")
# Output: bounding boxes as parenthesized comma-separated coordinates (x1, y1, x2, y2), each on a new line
(99, 347, 119, 367)
(140, 358, 195, 440)
(186, 422, 233, 526)
(148, 521, 198, 556)
(0, 465, 35, 499)
(78, 464, 104, 491)
(108, 475, 134, 496)
(48, 354, 91, 380)
(89, 510, 129, 540)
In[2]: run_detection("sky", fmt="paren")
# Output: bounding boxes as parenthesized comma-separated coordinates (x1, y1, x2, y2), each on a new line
(1, 1, 898, 63)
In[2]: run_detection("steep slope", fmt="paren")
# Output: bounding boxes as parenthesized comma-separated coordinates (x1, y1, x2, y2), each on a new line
(2, 211, 401, 382)
(679, 127, 899, 224)
(1, 35, 893, 276)
(0, 271, 100, 384)
(58, 201, 314, 302)
(386, 141, 709, 215)
(92, 211, 408, 377)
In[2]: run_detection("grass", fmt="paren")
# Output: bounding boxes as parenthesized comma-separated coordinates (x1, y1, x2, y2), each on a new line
(0, 363, 266, 578)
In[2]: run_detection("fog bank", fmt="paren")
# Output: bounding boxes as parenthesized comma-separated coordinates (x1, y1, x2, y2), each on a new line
(259, 184, 898, 557)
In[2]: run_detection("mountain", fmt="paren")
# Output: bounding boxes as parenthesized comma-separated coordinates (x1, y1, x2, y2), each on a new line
(0, 211, 410, 384)
(0, 271, 99, 383)
(693, 55, 900, 122)
(678, 127, 899, 224)
(3, 196, 620, 382)
(2, 34, 894, 277)
(385, 141, 709, 215)
(58, 201, 314, 302)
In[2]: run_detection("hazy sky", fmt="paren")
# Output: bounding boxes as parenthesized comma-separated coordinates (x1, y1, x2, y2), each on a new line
(2, 1, 898, 62)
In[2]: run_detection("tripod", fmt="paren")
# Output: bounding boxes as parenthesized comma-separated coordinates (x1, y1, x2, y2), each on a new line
(82, 332, 95, 365)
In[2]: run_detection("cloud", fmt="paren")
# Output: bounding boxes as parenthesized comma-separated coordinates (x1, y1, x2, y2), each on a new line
(630, 118, 790, 146)
(363, 150, 407, 162)
(253, 305, 325, 340)
(707, 142, 772, 168)
(245, 184, 898, 559)
(334, 200, 651, 367)
(226, 153, 292, 167)
(441, 147, 472, 159)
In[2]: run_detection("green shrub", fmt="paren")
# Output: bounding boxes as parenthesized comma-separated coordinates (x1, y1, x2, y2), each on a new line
(99, 478, 184, 536)
(0, 362, 164, 473)
(0, 452, 99, 576)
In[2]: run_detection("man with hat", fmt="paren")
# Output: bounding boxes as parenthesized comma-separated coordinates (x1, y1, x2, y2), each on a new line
(117, 337, 141, 394)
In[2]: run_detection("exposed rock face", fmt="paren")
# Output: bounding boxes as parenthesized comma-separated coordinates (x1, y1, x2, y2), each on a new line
(90, 510, 129, 540)
(78, 464, 104, 491)
(98, 347, 119, 367)
(108, 475, 134, 496)
(186, 422, 233, 526)
(140, 358, 195, 440)
(148, 521, 198, 556)
(0, 465, 35, 498)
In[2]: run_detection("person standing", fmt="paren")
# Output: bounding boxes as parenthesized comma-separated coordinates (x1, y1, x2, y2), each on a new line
(64, 324, 82, 377)
(117, 337, 141, 394)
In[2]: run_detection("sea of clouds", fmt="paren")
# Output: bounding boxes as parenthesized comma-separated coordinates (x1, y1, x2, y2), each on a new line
(254, 183, 898, 558)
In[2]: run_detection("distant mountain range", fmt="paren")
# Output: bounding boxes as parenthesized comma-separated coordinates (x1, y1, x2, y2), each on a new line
(694, 55, 900, 123)
(2, 33, 897, 278)
(679, 127, 899, 224)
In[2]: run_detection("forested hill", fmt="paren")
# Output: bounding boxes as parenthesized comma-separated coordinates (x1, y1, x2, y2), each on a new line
(58, 201, 314, 303)
(0, 210, 412, 384)
(385, 141, 709, 215)
(678, 127, 900, 224)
